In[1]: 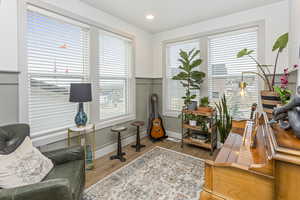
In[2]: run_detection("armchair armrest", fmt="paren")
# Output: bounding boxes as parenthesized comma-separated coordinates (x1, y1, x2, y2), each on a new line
(42, 146, 84, 165)
(0, 179, 72, 200)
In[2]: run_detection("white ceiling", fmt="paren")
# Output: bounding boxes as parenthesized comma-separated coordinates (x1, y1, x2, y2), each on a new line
(81, 0, 284, 33)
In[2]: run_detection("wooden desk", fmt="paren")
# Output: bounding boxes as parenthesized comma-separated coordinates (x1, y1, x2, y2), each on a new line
(200, 112, 300, 200)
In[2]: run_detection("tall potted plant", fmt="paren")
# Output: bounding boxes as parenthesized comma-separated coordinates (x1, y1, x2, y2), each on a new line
(215, 94, 232, 143)
(172, 49, 206, 110)
(237, 33, 289, 116)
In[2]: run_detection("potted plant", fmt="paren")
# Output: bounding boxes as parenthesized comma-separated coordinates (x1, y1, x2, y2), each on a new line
(196, 115, 209, 133)
(274, 67, 296, 105)
(198, 96, 213, 112)
(215, 94, 232, 144)
(237, 33, 288, 116)
(172, 49, 206, 110)
(185, 114, 197, 126)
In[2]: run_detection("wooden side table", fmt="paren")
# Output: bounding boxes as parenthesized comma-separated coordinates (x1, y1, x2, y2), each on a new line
(68, 124, 95, 170)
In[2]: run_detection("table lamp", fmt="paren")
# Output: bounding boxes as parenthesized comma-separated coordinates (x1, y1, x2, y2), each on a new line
(69, 83, 92, 127)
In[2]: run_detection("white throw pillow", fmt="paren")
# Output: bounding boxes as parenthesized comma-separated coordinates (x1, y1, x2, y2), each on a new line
(0, 136, 53, 188)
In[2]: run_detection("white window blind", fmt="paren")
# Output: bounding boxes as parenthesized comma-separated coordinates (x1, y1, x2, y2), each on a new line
(98, 32, 133, 121)
(27, 7, 89, 135)
(208, 28, 258, 119)
(165, 41, 200, 113)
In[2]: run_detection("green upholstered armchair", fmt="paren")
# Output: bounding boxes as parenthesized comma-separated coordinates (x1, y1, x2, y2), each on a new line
(0, 124, 85, 200)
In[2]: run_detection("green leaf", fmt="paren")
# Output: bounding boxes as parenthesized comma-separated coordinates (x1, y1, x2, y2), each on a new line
(179, 50, 189, 62)
(190, 94, 196, 99)
(191, 71, 205, 80)
(237, 48, 254, 58)
(172, 72, 188, 80)
(190, 49, 200, 61)
(272, 33, 288, 52)
(190, 59, 202, 69)
(188, 48, 196, 56)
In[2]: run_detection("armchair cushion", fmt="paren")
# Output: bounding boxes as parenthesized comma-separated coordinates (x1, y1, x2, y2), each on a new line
(0, 179, 73, 200)
(42, 146, 84, 165)
(0, 137, 53, 189)
(44, 160, 85, 200)
(0, 124, 29, 155)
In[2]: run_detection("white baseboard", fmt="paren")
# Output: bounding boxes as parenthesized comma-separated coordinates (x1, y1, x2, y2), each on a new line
(166, 130, 181, 140)
(95, 131, 147, 159)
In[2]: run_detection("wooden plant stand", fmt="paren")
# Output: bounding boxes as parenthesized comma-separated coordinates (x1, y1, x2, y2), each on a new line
(181, 109, 217, 155)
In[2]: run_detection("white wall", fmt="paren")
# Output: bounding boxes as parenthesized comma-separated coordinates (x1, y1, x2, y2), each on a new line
(289, 0, 300, 85)
(0, 0, 291, 78)
(152, 1, 289, 77)
(0, 0, 18, 72)
(0, 0, 153, 77)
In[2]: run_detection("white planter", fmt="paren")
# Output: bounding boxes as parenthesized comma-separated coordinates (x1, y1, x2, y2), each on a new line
(189, 120, 197, 126)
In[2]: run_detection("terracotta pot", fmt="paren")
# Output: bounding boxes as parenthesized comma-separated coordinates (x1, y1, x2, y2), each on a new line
(260, 90, 281, 119)
(197, 106, 213, 113)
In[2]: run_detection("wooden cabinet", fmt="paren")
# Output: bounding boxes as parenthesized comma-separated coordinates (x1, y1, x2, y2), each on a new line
(200, 112, 300, 200)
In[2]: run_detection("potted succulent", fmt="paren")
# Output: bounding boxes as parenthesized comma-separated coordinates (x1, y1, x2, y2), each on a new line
(237, 33, 289, 116)
(186, 114, 197, 126)
(198, 96, 213, 112)
(172, 49, 206, 110)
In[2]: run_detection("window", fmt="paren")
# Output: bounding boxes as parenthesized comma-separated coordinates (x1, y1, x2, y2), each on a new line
(165, 40, 200, 115)
(21, 3, 136, 143)
(208, 28, 259, 119)
(26, 6, 89, 136)
(98, 32, 134, 121)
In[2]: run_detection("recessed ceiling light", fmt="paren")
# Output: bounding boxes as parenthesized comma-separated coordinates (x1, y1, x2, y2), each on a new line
(146, 14, 155, 20)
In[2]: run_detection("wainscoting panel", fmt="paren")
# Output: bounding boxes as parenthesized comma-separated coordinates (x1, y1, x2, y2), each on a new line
(0, 71, 19, 126)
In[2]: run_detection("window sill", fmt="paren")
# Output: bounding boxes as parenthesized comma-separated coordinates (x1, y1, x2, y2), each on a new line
(95, 114, 136, 130)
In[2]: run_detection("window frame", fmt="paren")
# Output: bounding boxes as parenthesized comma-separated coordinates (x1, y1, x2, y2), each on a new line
(94, 30, 136, 129)
(18, 0, 136, 146)
(162, 21, 265, 118)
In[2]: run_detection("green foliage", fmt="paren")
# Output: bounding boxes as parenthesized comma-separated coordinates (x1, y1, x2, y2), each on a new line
(273, 86, 292, 105)
(172, 48, 206, 106)
(185, 113, 197, 121)
(184, 114, 208, 132)
(236, 32, 289, 91)
(237, 48, 254, 58)
(215, 94, 232, 143)
(200, 96, 210, 107)
(272, 33, 288, 52)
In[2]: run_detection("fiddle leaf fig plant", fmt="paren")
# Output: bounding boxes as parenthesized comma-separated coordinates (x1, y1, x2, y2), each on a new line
(172, 49, 206, 107)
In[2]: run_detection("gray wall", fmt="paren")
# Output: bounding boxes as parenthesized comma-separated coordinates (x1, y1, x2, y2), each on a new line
(0, 75, 156, 151)
(0, 72, 298, 151)
(0, 71, 18, 126)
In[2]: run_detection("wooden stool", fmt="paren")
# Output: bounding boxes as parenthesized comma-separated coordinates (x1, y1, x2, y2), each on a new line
(110, 126, 127, 162)
(131, 121, 146, 152)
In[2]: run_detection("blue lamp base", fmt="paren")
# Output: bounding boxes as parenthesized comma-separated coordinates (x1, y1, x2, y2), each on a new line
(75, 102, 88, 127)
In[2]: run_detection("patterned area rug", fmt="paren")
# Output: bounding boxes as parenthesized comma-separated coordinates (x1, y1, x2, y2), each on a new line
(83, 147, 204, 200)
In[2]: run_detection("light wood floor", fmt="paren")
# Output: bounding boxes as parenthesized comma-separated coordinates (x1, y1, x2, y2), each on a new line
(85, 137, 219, 188)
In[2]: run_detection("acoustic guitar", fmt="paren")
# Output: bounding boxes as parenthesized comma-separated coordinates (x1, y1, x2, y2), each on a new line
(148, 94, 167, 140)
